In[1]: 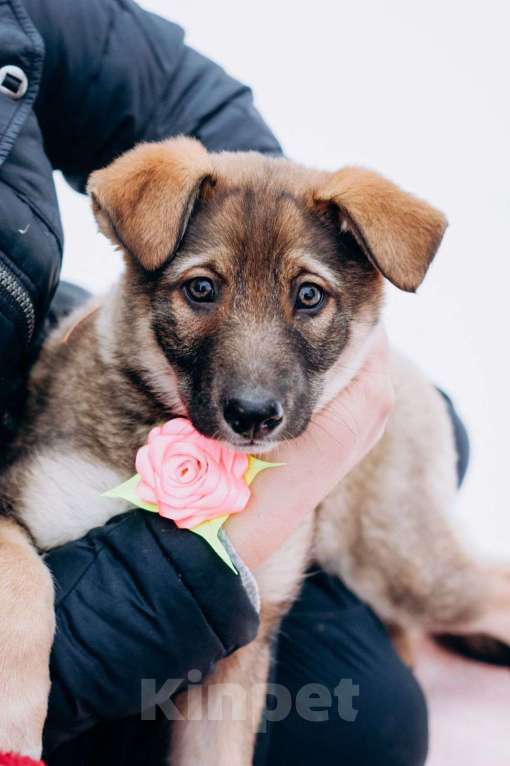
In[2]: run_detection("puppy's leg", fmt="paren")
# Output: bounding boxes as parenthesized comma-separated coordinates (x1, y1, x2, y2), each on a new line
(170, 517, 314, 766)
(315, 476, 493, 641)
(409, 564, 510, 666)
(0, 518, 55, 758)
(170, 636, 271, 766)
(436, 564, 510, 644)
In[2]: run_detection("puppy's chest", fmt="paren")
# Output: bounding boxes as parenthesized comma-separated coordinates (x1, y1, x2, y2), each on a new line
(17, 447, 131, 550)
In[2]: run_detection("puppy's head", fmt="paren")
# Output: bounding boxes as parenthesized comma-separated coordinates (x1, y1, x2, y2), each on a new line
(88, 137, 446, 450)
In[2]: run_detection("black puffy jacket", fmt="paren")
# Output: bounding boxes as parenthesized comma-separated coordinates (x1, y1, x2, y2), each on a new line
(0, 0, 281, 413)
(0, 0, 282, 756)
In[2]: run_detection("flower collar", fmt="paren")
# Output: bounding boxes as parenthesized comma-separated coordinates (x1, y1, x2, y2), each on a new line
(104, 418, 281, 572)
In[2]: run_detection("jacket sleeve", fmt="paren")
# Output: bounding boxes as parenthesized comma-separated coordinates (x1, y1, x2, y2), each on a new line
(43, 509, 259, 754)
(23, 0, 283, 193)
(0, 0, 62, 413)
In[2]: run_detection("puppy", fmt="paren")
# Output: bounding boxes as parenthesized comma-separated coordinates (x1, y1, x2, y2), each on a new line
(1, 137, 509, 763)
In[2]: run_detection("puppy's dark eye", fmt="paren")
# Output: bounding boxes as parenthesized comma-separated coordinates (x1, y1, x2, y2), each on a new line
(184, 277, 216, 303)
(295, 283, 325, 311)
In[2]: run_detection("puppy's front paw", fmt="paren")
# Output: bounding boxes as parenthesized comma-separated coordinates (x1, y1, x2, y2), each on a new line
(0, 519, 55, 766)
(0, 711, 44, 766)
(0, 667, 50, 766)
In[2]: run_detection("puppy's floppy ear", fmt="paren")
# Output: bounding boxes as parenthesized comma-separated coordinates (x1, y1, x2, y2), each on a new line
(87, 136, 213, 271)
(314, 167, 447, 292)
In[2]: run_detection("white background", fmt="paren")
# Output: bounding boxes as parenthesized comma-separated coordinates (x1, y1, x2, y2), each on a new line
(57, 0, 510, 557)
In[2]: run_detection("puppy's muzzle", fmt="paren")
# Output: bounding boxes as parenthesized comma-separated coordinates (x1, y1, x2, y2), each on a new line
(222, 396, 284, 441)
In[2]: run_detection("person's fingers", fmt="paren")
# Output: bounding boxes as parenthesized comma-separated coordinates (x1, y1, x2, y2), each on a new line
(361, 323, 391, 374)
(349, 327, 394, 451)
(307, 325, 393, 459)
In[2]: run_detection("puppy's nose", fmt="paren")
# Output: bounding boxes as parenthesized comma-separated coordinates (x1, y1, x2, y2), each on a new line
(223, 397, 284, 439)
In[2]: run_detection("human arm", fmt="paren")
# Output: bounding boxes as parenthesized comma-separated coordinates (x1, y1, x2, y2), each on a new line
(42, 510, 260, 754)
(23, 0, 282, 192)
(226, 325, 393, 569)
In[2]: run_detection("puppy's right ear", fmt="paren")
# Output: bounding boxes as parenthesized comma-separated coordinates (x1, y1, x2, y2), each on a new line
(314, 167, 447, 292)
(87, 137, 213, 271)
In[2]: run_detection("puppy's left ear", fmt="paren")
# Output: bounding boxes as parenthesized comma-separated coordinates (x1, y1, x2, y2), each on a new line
(87, 136, 213, 271)
(314, 167, 447, 292)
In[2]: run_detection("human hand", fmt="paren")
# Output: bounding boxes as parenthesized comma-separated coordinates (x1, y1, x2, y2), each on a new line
(225, 326, 393, 570)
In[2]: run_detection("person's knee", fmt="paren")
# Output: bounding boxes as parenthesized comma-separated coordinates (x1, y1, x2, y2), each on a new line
(260, 570, 429, 766)
(353, 663, 429, 766)
(258, 660, 428, 766)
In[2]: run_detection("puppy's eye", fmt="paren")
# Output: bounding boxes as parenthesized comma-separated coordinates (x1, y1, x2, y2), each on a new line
(295, 283, 325, 311)
(183, 277, 216, 304)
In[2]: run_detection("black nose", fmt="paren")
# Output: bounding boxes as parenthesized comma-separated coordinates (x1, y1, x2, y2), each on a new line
(223, 397, 284, 439)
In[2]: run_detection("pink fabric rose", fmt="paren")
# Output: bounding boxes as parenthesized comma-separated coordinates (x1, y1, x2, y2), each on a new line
(135, 418, 250, 529)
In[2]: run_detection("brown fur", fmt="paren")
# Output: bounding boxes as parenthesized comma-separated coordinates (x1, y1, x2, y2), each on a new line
(315, 167, 447, 292)
(0, 138, 508, 763)
(0, 518, 54, 757)
(88, 137, 213, 271)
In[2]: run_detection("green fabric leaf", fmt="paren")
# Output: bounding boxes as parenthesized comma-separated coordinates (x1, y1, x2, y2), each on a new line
(102, 474, 158, 512)
(191, 515, 236, 572)
(244, 455, 285, 485)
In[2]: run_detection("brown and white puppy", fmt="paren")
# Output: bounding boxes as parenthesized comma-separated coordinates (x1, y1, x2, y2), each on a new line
(0, 137, 509, 763)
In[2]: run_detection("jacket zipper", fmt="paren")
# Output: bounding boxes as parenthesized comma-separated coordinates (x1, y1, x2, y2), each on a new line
(0, 261, 35, 344)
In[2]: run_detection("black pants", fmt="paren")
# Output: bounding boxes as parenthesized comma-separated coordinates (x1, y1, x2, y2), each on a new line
(46, 286, 469, 766)
(256, 570, 429, 766)
(48, 568, 428, 766)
